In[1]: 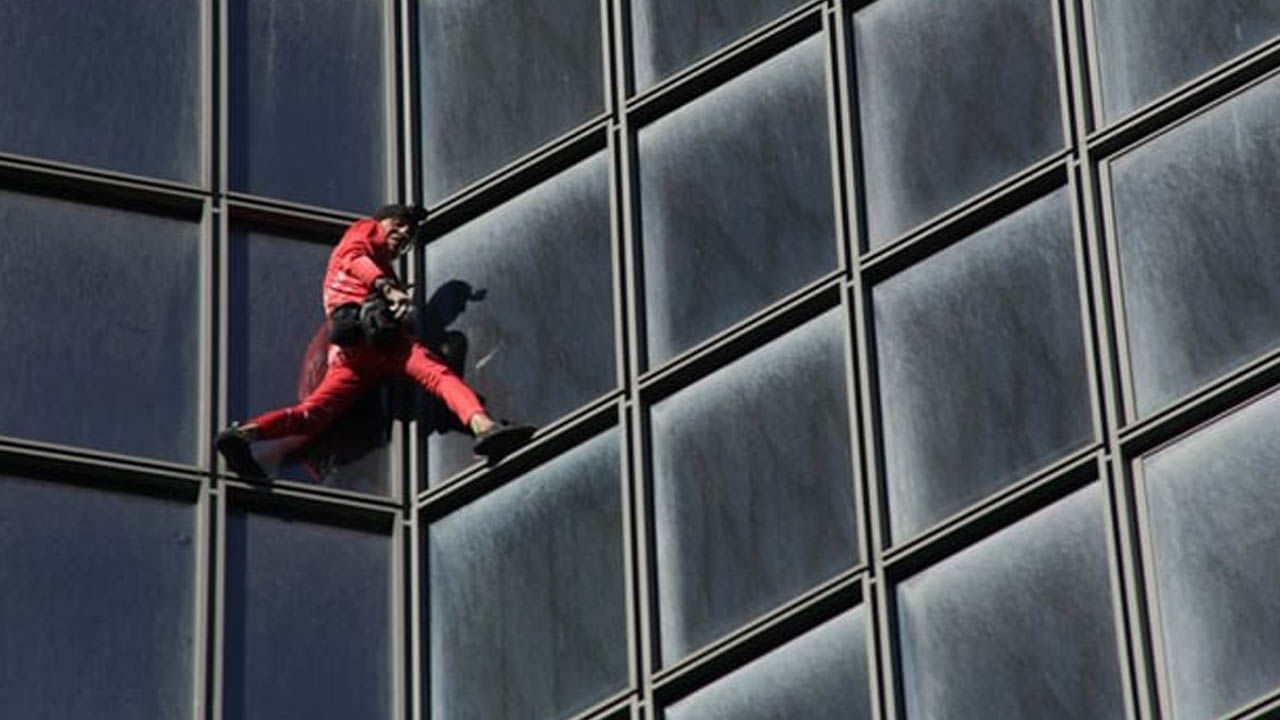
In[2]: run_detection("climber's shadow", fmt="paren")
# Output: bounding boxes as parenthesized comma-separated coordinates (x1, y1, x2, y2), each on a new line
(418, 280, 487, 437)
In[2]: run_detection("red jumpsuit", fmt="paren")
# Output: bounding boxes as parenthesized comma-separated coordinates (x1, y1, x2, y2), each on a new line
(246, 218, 485, 440)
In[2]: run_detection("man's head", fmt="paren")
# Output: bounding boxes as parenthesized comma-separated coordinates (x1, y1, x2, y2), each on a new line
(373, 204, 427, 256)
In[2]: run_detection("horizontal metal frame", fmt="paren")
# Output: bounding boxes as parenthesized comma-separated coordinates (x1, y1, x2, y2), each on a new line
(1226, 688, 1280, 720)
(224, 483, 397, 535)
(566, 693, 636, 720)
(0, 155, 205, 217)
(0, 438, 204, 501)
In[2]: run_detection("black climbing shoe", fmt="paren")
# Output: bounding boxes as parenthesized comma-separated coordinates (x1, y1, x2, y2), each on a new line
(473, 423, 536, 463)
(216, 423, 268, 481)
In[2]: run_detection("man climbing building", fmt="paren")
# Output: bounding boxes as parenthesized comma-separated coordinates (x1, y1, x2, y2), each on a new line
(215, 204, 533, 480)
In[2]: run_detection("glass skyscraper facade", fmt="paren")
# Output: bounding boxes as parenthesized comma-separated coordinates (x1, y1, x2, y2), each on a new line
(3, 1, 1280, 718)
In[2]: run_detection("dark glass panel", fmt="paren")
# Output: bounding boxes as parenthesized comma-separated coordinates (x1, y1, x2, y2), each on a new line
(665, 608, 872, 720)
(228, 0, 387, 211)
(638, 34, 835, 367)
(855, 0, 1062, 246)
(1142, 390, 1280, 720)
(650, 310, 857, 665)
(428, 430, 628, 720)
(0, 475, 195, 719)
(0, 191, 199, 462)
(423, 154, 614, 485)
(873, 189, 1092, 542)
(224, 509, 392, 720)
(0, 1, 200, 181)
(631, 0, 805, 90)
(419, 0, 603, 202)
(1111, 74, 1280, 416)
(897, 483, 1124, 719)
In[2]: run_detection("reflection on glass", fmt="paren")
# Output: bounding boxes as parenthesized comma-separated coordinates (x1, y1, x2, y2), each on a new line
(665, 608, 872, 720)
(631, 0, 804, 90)
(873, 189, 1091, 542)
(228, 0, 386, 211)
(650, 310, 857, 665)
(0, 191, 199, 462)
(855, 0, 1062, 246)
(639, 34, 835, 367)
(1111, 74, 1280, 417)
(429, 431, 627, 720)
(0, 1, 200, 181)
(227, 226, 391, 494)
(419, 0, 603, 202)
(897, 483, 1123, 719)
(423, 154, 615, 485)
(224, 509, 391, 720)
(0, 475, 195, 718)
(1142, 390, 1280, 720)
(1092, 0, 1280, 121)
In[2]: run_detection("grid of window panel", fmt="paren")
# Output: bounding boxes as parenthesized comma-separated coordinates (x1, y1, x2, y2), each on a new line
(4, 1, 1280, 719)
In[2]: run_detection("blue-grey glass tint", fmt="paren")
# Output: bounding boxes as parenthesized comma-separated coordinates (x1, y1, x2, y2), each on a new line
(0, 475, 195, 719)
(419, 0, 603, 202)
(898, 483, 1124, 720)
(424, 154, 614, 485)
(631, 0, 806, 90)
(228, 0, 386, 211)
(0, 2, 200, 182)
(1141, 390, 1280, 720)
(639, 35, 835, 367)
(0, 192, 199, 462)
(1092, 1, 1280, 122)
(224, 510, 391, 720)
(429, 430, 627, 720)
(855, 0, 1063, 247)
(665, 608, 872, 720)
(1110, 76, 1280, 418)
(228, 226, 391, 493)
(874, 189, 1092, 543)
(650, 310, 857, 665)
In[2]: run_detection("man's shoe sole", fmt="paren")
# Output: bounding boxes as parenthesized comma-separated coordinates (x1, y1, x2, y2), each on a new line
(474, 425, 536, 462)
(216, 432, 268, 480)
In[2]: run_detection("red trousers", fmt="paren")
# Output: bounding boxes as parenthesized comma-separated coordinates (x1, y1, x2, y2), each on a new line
(249, 338, 485, 441)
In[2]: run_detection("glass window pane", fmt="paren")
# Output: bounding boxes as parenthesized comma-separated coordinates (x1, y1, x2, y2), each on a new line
(873, 189, 1092, 543)
(631, 0, 805, 91)
(897, 483, 1124, 720)
(1141, 389, 1280, 720)
(0, 2, 200, 182)
(0, 475, 196, 719)
(224, 509, 392, 720)
(0, 191, 200, 462)
(228, 226, 392, 494)
(855, 0, 1063, 247)
(639, 35, 836, 368)
(428, 430, 628, 720)
(650, 310, 857, 665)
(419, 0, 603, 202)
(229, 0, 387, 211)
(424, 154, 615, 485)
(1092, 1, 1280, 122)
(665, 608, 872, 720)
(1110, 75, 1280, 417)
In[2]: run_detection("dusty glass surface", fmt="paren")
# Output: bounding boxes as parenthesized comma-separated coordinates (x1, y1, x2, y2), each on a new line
(0, 191, 199, 462)
(1092, 0, 1280, 121)
(639, 34, 836, 368)
(855, 0, 1062, 247)
(897, 483, 1124, 720)
(1111, 75, 1280, 417)
(423, 154, 614, 485)
(228, 0, 387, 211)
(224, 510, 391, 720)
(650, 310, 857, 665)
(0, 1, 200, 182)
(873, 189, 1092, 543)
(1142, 390, 1280, 720)
(429, 431, 627, 720)
(227, 226, 391, 493)
(631, 0, 805, 90)
(665, 608, 872, 720)
(0, 475, 195, 719)
(419, 0, 603, 202)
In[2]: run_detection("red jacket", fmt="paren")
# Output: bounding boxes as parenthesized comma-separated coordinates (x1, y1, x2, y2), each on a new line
(322, 218, 396, 315)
